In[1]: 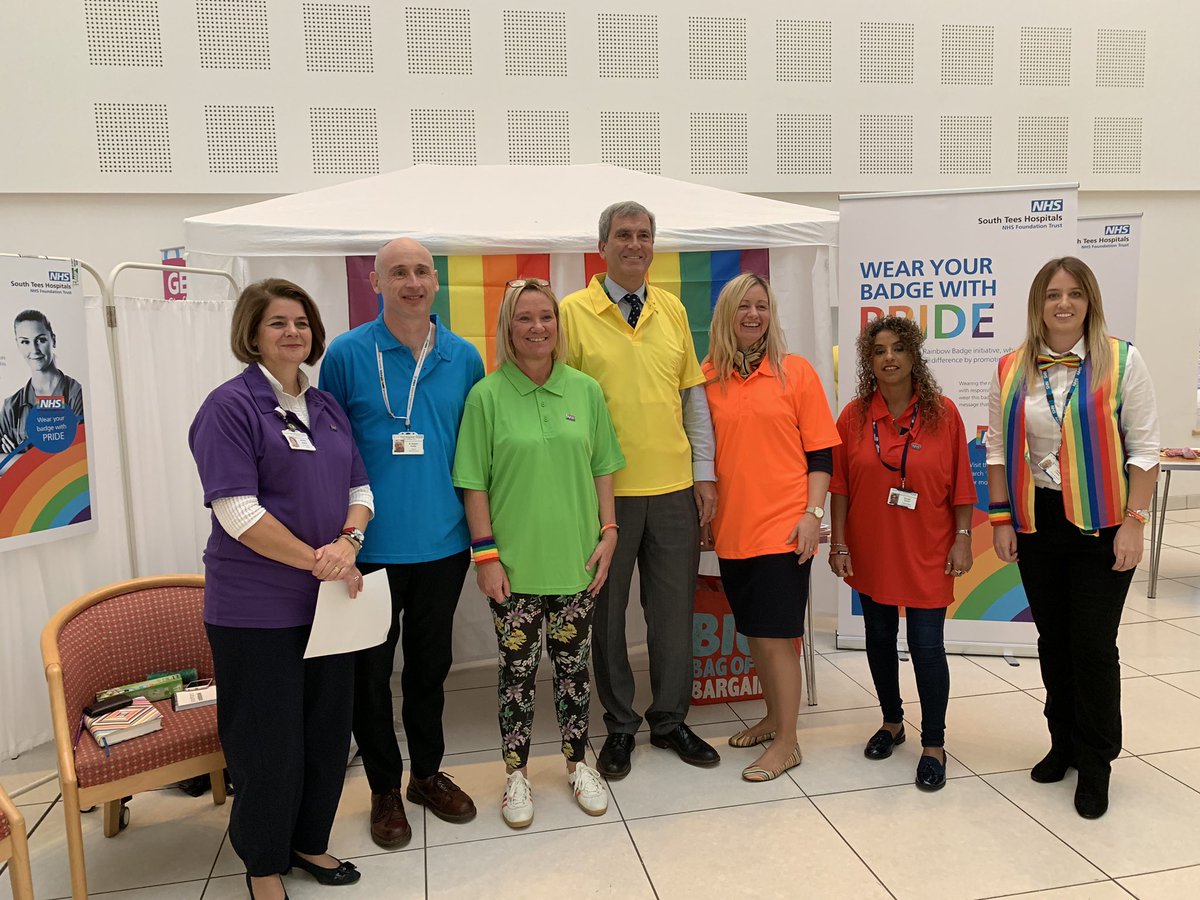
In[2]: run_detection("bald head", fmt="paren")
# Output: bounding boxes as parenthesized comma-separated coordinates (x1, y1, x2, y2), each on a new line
(371, 238, 440, 328)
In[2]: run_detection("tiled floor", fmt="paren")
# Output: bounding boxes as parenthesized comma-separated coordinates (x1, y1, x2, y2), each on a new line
(4, 516, 1200, 899)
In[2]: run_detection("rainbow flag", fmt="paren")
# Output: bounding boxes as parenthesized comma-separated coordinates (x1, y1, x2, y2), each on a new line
(347, 255, 551, 370)
(584, 249, 769, 359)
(0, 428, 92, 537)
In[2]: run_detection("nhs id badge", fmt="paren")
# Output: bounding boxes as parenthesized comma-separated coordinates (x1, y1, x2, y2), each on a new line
(1037, 451, 1062, 485)
(887, 487, 919, 510)
(283, 430, 316, 452)
(392, 432, 425, 455)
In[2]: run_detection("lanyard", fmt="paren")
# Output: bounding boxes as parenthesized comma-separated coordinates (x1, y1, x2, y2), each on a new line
(1040, 365, 1082, 429)
(376, 322, 434, 429)
(273, 405, 312, 436)
(872, 406, 919, 488)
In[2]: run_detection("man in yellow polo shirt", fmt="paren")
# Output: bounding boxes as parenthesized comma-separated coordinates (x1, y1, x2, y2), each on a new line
(559, 200, 720, 777)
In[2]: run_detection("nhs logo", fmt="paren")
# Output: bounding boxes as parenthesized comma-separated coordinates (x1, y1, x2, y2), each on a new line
(1030, 199, 1064, 212)
(48, 270, 71, 283)
(1104, 224, 1131, 235)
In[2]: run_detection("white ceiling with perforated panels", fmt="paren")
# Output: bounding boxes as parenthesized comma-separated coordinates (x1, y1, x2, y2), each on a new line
(3, 0, 1196, 193)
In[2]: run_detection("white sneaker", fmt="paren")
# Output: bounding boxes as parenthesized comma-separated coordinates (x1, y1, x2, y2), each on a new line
(568, 763, 609, 816)
(502, 770, 533, 829)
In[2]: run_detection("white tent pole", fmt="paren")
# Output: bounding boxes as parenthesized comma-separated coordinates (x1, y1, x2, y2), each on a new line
(106, 262, 239, 576)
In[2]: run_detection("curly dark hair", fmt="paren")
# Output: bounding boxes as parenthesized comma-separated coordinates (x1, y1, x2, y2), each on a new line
(854, 316, 945, 430)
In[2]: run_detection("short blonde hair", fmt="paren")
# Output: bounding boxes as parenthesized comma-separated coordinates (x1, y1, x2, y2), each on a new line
(495, 280, 560, 367)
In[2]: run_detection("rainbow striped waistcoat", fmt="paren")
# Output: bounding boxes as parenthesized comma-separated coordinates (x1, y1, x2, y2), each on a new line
(997, 337, 1130, 533)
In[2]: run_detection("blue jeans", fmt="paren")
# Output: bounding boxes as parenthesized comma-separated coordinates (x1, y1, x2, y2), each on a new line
(859, 594, 949, 748)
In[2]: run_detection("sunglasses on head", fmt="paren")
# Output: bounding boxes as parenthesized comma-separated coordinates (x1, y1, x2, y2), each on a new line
(506, 278, 551, 289)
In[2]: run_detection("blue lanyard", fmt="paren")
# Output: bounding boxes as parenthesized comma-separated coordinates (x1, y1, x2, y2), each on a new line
(872, 406, 919, 488)
(1040, 366, 1082, 428)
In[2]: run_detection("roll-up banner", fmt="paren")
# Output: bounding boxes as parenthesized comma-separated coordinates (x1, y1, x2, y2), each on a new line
(0, 256, 95, 551)
(836, 185, 1078, 655)
(1077, 213, 1141, 341)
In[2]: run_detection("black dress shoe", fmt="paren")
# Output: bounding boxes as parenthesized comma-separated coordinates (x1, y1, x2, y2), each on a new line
(598, 732, 635, 779)
(289, 853, 361, 886)
(1030, 749, 1074, 784)
(915, 752, 947, 792)
(650, 724, 721, 767)
(1074, 772, 1110, 819)
(246, 873, 289, 899)
(864, 726, 905, 760)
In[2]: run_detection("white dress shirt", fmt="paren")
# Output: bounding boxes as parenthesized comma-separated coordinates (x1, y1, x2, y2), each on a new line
(985, 338, 1160, 491)
(212, 364, 374, 538)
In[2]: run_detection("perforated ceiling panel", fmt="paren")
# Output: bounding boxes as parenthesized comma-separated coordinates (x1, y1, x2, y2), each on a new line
(205, 105, 278, 174)
(860, 22, 914, 84)
(303, 3, 373, 73)
(406, 7, 473, 76)
(690, 112, 748, 175)
(939, 115, 992, 175)
(411, 109, 477, 165)
(941, 24, 994, 85)
(503, 10, 567, 77)
(1093, 116, 1143, 174)
(1020, 26, 1072, 87)
(688, 17, 746, 80)
(596, 13, 659, 79)
(859, 114, 913, 174)
(1017, 115, 1070, 175)
(94, 102, 171, 173)
(777, 113, 832, 175)
(196, 0, 270, 69)
(775, 19, 832, 83)
(508, 110, 570, 165)
(311, 107, 378, 175)
(600, 111, 662, 173)
(84, 0, 163, 67)
(1096, 29, 1146, 88)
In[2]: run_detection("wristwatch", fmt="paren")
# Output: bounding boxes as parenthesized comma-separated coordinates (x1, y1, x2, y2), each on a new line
(805, 506, 825, 520)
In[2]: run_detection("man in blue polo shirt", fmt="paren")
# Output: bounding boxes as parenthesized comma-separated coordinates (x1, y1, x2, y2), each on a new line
(320, 237, 484, 849)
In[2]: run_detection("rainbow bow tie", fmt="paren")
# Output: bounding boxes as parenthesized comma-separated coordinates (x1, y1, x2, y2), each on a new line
(1036, 353, 1082, 372)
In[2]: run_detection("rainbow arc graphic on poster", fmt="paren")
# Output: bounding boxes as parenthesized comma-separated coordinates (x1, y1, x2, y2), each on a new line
(0, 428, 92, 538)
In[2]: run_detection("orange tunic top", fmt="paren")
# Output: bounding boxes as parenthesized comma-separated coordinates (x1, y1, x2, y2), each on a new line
(704, 355, 840, 560)
(830, 391, 977, 608)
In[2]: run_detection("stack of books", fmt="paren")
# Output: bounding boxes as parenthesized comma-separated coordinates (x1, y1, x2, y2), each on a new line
(84, 697, 163, 750)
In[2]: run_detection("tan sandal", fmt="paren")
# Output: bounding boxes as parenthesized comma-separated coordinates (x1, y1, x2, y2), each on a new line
(741, 744, 803, 782)
(729, 728, 776, 748)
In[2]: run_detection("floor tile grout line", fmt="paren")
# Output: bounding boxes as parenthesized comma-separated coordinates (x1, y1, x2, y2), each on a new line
(976, 876, 1127, 899)
(805, 793, 899, 900)
(1135, 753, 1200, 799)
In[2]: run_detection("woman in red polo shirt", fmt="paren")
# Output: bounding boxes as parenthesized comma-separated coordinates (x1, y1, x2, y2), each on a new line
(703, 273, 840, 783)
(829, 316, 976, 792)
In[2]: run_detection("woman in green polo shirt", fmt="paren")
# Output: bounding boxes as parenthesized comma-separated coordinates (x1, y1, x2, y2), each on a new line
(452, 278, 625, 829)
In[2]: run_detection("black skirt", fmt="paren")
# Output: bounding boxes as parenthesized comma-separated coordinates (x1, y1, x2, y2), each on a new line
(717, 552, 812, 638)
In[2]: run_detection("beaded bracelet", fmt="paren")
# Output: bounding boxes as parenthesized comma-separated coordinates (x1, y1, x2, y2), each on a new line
(470, 536, 500, 565)
(987, 502, 1013, 527)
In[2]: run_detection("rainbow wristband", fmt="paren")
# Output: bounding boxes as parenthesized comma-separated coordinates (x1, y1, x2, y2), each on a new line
(470, 537, 499, 565)
(987, 502, 1013, 527)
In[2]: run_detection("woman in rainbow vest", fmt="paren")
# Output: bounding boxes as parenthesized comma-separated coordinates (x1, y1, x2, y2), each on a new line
(986, 256, 1159, 820)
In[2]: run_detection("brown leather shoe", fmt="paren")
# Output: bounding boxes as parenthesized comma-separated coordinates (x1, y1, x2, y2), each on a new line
(406, 772, 477, 823)
(370, 787, 412, 849)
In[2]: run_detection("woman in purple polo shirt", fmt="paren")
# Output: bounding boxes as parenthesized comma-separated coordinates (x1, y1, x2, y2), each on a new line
(190, 279, 372, 900)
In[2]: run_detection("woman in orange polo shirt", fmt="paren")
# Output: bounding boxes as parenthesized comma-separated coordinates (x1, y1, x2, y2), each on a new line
(828, 316, 976, 792)
(703, 273, 840, 782)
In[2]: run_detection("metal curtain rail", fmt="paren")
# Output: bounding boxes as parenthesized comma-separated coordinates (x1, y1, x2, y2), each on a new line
(106, 262, 239, 577)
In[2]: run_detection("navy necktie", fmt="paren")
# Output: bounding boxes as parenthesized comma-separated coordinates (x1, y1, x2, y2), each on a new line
(623, 293, 643, 328)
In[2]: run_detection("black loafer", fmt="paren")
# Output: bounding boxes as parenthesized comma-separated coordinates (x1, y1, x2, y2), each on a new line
(597, 732, 635, 779)
(915, 753, 947, 792)
(289, 853, 360, 886)
(1074, 772, 1110, 819)
(649, 724, 721, 767)
(864, 726, 905, 760)
(1030, 749, 1074, 784)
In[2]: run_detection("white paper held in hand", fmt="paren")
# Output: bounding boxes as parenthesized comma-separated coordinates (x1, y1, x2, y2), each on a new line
(304, 569, 391, 659)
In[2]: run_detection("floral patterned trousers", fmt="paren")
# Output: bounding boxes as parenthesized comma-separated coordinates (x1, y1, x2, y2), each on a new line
(489, 590, 595, 770)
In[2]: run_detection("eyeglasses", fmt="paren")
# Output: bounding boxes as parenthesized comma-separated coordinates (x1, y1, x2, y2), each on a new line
(506, 278, 551, 289)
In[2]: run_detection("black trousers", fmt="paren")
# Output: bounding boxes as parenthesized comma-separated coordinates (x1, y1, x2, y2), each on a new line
(1016, 488, 1134, 777)
(354, 551, 469, 793)
(206, 623, 354, 877)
